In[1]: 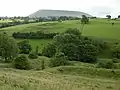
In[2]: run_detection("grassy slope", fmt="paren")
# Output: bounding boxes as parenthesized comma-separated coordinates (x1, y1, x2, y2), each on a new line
(0, 66, 119, 90)
(0, 19, 120, 40)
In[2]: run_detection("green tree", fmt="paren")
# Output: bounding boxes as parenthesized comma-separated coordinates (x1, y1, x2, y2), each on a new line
(42, 43, 56, 57)
(13, 55, 30, 70)
(18, 40, 32, 54)
(53, 30, 98, 63)
(118, 15, 120, 19)
(81, 15, 89, 24)
(0, 33, 18, 62)
(106, 15, 111, 19)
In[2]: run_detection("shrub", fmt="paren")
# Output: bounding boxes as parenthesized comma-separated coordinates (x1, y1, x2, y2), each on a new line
(13, 55, 30, 70)
(50, 52, 69, 67)
(28, 52, 38, 59)
(41, 60, 45, 70)
(97, 59, 115, 69)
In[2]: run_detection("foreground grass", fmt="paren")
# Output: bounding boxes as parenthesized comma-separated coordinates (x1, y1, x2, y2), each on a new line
(0, 67, 120, 90)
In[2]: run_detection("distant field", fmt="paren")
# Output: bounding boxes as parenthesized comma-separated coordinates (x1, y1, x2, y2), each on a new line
(0, 19, 120, 50)
(0, 19, 120, 40)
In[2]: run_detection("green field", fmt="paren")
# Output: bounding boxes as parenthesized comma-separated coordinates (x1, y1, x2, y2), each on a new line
(0, 19, 120, 90)
(0, 19, 120, 51)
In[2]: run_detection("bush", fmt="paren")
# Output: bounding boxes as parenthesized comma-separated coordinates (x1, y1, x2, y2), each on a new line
(97, 59, 115, 69)
(50, 52, 69, 67)
(13, 55, 30, 70)
(28, 52, 38, 59)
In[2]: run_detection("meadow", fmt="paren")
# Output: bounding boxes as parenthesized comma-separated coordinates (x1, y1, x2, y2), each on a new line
(0, 19, 120, 90)
(0, 19, 120, 51)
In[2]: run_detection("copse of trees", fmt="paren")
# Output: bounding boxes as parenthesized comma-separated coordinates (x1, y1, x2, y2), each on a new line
(12, 31, 59, 39)
(43, 28, 98, 63)
(0, 33, 18, 62)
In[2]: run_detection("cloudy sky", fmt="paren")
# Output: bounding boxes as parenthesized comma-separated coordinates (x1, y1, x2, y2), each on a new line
(0, 0, 120, 17)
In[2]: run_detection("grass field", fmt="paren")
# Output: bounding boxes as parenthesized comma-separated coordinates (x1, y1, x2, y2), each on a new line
(0, 19, 120, 90)
(0, 19, 120, 51)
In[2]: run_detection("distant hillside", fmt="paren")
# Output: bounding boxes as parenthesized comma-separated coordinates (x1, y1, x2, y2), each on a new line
(29, 9, 92, 18)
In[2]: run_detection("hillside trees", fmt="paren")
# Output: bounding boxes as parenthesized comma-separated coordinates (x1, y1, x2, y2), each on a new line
(0, 33, 18, 62)
(44, 28, 98, 63)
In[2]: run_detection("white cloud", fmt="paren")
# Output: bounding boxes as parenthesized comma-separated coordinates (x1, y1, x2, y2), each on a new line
(0, 0, 119, 17)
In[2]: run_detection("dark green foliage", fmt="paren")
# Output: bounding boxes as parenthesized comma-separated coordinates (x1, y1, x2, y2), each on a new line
(81, 15, 89, 24)
(41, 60, 45, 70)
(118, 15, 120, 18)
(97, 59, 115, 69)
(106, 15, 111, 19)
(18, 40, 32, 54)
(13, 55, 30, 70)
(111, 43, 120, 59)
(35, 46, 39, 55)
(52, 29, 98, 63)
(42, 43, 56, 57)
(50, 52, 69, 67)
(61, 43, 79, 61)
(65, 28, 81, 37)
(12, 31, 58, 39)
(0, 33, 18, 62)
(28, 52, 38, 59)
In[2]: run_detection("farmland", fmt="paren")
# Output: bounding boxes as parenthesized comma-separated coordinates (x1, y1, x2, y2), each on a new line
(0, 18, 120, 90)
(0, 19, 120, 51)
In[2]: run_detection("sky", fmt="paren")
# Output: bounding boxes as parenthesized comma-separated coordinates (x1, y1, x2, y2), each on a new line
(0, 0, 120, 18)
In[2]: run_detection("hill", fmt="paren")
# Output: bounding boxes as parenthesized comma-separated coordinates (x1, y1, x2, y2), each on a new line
(29, 9, 92, 18)
(0, 19, 120, 51)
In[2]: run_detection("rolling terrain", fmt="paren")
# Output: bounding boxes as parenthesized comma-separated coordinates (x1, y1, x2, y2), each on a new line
(0, 19, 120, 90)
(0, 19, 120, 51)
(29, 9, 92, 18)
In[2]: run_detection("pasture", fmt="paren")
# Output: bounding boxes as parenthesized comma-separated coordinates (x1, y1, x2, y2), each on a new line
(0, 19, 120, 51)
(0, 19, 120, 90)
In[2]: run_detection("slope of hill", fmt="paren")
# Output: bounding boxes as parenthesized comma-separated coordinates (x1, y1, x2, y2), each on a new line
(29, 9, 92, 18)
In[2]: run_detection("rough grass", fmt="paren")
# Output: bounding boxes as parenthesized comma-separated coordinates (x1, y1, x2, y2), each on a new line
(0, 57, 120, 90)
(0, 67, 119, 90)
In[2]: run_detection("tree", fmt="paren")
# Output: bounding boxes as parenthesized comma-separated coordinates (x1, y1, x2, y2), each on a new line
(42, 43, 56, 57)
(18, 40, 32, 54)
(118, 15, 120, 19)
(0, 33, 18, 62)
(106, 15, 111, 19)
(81, 15, 89, 24)
(13, 55, 30, 70)
(52, 29, 98, 63)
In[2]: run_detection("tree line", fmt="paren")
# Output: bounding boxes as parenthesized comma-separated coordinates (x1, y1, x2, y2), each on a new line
(12, 31, 58, 39)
